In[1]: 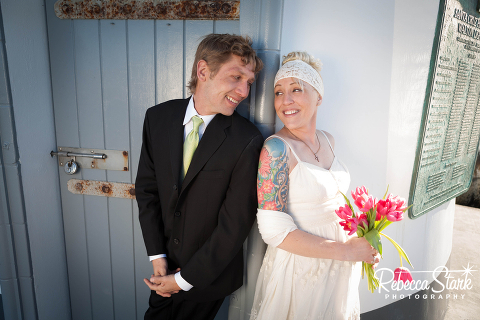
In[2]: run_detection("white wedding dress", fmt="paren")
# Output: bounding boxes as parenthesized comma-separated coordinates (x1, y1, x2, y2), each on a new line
(250, 132, 361, 320)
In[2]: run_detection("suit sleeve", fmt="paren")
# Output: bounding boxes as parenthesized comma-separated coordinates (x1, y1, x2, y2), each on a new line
(180, 133, 264, 289)
(135, 110, 167, 256)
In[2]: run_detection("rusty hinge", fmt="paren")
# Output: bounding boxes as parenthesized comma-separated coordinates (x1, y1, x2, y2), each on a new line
(68, 179, 135, 199)
(54, 0, 240, 20)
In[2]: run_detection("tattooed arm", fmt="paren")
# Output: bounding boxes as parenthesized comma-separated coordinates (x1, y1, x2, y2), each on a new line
(257, 137, 379, 263)
(257, 138, 289, 212)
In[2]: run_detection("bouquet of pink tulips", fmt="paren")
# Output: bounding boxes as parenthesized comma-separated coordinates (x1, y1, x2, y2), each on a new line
(335, 186, 413, 292)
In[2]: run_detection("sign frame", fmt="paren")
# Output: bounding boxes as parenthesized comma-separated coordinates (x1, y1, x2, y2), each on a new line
(409, 0, 480, 219)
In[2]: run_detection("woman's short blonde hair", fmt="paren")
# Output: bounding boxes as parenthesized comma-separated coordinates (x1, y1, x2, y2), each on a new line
(281, 51, 323, 96)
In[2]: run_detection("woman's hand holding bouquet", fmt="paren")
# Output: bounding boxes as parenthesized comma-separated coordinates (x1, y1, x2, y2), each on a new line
(335, 186, 413, 292)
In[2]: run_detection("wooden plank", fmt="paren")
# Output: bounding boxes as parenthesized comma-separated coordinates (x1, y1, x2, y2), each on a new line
(74, 20, 106, 150)
(155, 20, 184, 104)
(99, 19, 136, 319)
(132, 205, 150, 320)
(100, 20, 131, 159)
(214, 20, 240, 35)
(58, 172, 92, 320)
(45, 0, 92, 318)
(126, 19, 156, 319)
(46, 1, 80, 148)
(184, 20, 214, 98)
(73, 19, 114, 320)
(108, 198, 136, 320)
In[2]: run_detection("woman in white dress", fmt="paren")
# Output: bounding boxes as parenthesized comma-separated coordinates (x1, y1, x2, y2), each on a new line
(250, 52, 380, 320)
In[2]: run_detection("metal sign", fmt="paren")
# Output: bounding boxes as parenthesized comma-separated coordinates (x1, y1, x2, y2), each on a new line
(409, 0, 480, 218)
(54, 0, 240, 20)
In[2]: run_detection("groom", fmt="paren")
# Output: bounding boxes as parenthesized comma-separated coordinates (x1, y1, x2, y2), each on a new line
(135, 33, 264, 320)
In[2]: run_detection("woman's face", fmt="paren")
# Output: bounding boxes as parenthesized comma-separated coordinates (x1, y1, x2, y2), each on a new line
(274, 77, 322, 131)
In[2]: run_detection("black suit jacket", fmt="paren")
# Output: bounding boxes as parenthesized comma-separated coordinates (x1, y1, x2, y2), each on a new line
(135, 98, 263, 302)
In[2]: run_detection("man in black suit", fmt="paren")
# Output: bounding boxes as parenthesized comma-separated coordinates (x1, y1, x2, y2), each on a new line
(135, 34, 264, 320)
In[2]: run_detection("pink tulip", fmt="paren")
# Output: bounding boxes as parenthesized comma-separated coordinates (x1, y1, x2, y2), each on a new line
(377, 196, 395, 220)
(390, 195, 407, 212)
(356, 213, 369, 230)
(339, 217, 358, 236)
(351, 186, 368, 201)
(376, 199, 389, 220)
(353, 194, 376, 213)
(387, 210, 403, 222)
(394, 267, 413, 283)
(339, 213, 368, 236)
(377, 194, 407, 221)
(335, 204, 352, 220)
(351, 186, 376, 212)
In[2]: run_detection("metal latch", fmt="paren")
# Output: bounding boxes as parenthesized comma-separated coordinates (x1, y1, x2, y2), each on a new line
(50, 150, 107, 159)
(51, 147, 129, 174)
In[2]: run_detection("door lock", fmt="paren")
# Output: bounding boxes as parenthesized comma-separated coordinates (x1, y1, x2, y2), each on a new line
(51, 149, 106, 175)
(64, 159, 78, 175)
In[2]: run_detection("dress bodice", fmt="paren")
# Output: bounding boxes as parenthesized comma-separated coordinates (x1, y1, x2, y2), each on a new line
(251, 132, 360, 320)
(270, 133, 350, 232)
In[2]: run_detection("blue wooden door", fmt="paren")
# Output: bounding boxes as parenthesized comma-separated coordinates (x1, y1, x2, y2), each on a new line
(45, 1, 240, 319)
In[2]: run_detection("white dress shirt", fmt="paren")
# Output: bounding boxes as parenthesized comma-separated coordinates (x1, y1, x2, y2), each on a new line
(149, 96, 216, 291)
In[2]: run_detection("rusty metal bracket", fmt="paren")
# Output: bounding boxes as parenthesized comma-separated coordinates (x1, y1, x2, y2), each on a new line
(68, 179, 135, 199)
(54, 0, 240, 20)
(53, 147, 129, 171)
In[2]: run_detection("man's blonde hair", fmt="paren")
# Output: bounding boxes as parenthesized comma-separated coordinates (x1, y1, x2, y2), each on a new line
(188, 34, 263, 94)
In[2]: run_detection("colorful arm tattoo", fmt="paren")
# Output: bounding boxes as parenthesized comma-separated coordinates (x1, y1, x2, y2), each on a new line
(257, 138, 289, 213)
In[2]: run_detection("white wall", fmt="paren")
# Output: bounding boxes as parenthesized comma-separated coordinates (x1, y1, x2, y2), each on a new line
(280, 0, 454, 312)
(385, 0, 455, 311)
(278, 0, 395, 196)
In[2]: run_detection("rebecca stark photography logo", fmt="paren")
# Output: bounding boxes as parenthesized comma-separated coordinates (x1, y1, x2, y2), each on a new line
(374, 263, 477, 300)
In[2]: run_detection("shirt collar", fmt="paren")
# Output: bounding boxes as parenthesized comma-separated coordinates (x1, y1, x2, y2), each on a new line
(183, 95, 216, 127)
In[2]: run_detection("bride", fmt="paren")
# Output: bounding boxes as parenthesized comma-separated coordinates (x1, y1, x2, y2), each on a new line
(250, 51, 380, 320)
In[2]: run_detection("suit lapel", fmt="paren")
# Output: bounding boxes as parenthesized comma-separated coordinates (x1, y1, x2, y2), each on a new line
(181, 114, 231, 191)
(168, 99, 189, 187)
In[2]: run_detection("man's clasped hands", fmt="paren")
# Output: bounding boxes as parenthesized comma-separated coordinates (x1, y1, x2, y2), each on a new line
(143, 258, 182, 298)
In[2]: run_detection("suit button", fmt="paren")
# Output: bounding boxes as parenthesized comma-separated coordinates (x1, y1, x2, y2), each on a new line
(174, 211, 181, 217)
(173, 238, 179, 244)
(173, 184, 177, 190)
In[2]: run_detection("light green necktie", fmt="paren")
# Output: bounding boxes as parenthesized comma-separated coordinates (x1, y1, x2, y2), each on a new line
(183, 115, 204, 177)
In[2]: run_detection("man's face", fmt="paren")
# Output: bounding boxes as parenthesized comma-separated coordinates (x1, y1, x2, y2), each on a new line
(198, 54, 256, 116)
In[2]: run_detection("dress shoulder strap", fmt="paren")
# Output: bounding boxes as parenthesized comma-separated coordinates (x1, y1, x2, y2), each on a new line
(319, 130, 336, 157)
(267, 135, 301, 162)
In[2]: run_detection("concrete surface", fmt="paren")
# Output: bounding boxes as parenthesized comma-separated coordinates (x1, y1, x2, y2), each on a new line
(444, 204, 480, 320)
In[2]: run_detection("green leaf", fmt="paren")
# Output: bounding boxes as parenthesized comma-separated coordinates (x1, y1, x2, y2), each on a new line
(339, 191, 356, 217)
(402, 204, 413, 212)
(364, 229, 382, 255)
(383, 185, 389, 200)
(377, 220, 392, 233)
(356, 226, 365, 237)
(380, 232, 413, 268)
(368, 209, 376, 230)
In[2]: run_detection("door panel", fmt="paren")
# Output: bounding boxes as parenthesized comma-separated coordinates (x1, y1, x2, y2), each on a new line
(45, 0, 239, 318)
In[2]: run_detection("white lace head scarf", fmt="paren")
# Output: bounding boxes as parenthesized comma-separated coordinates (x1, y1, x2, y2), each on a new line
(274, 59, 324, 98)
